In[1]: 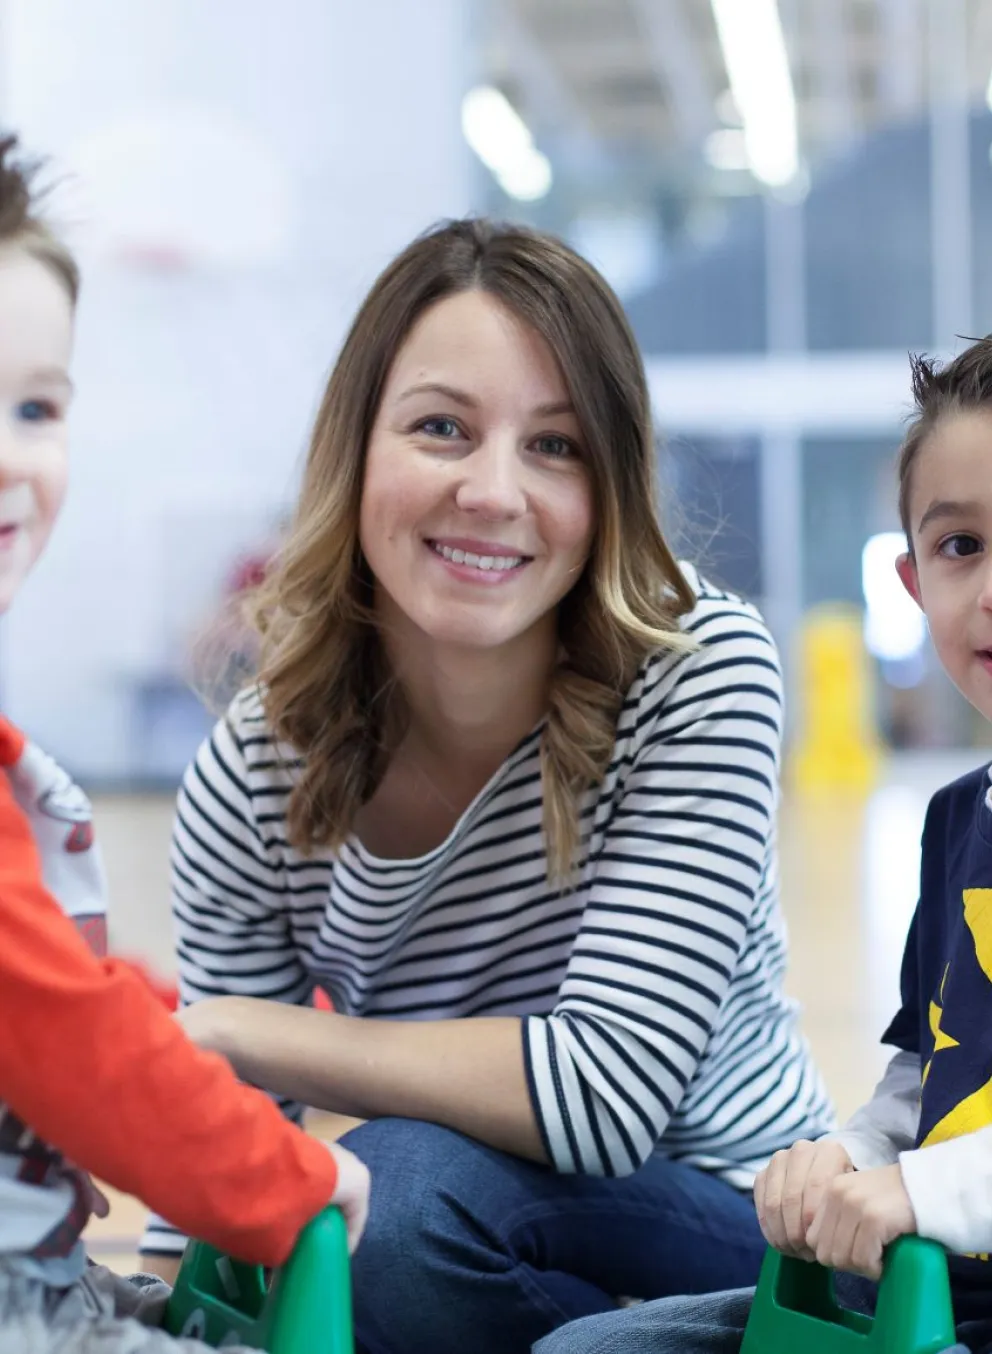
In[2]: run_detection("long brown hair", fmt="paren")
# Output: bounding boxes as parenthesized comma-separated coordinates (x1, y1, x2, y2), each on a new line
(251, 218, 696, 880)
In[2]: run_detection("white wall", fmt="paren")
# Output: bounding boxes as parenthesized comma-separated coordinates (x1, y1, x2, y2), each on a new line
(0, 0, 474, 776)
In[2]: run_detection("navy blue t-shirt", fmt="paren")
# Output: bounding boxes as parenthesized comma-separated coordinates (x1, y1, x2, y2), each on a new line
(885, 763, 992, 1318)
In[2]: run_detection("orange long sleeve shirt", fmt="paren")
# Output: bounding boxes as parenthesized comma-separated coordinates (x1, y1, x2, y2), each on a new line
(0, 718, 337, 1270)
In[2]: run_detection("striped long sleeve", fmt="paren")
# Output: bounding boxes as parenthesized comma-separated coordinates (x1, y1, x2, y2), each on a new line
(524, 602, 788, 1174)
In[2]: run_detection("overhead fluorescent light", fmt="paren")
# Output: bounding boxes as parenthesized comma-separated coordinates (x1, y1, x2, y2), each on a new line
(496, 150, 552, 201)
(461, 85, 553, 202)
(710, 0, 798, 187)
(715, 88, 742, 127)
(704, 127, 750, 172)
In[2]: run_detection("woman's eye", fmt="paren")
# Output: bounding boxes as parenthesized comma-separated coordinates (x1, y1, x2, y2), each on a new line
(417, 417, 462, 439)
(937, 533, 982, 559)
(533, 434, 575, 460)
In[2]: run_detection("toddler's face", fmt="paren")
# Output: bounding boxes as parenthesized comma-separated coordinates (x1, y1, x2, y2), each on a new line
(0, 247, 73, 613)
(898, 409, 992, 722)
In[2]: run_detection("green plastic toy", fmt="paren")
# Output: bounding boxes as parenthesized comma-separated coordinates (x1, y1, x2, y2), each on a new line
(162, 1206, 353, 1354)
(740, 1236, 956, 1354)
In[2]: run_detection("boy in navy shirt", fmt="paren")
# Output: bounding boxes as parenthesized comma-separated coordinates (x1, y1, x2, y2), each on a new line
(538, 338, 992, 1353)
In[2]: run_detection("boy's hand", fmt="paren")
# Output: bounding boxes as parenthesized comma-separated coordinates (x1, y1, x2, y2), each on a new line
(325, 1141, 370, 1254)
(754, 1139, 855, 1259)
(83, 1175, 111, 1219)
(806, 1162, 916, 1280)
(64, 1160, 110, 1219)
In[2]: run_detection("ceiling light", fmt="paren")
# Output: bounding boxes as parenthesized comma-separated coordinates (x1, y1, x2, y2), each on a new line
(711, 0, 798, 187)
(461, 86, 553, 202)
(705, 127, 750, 172)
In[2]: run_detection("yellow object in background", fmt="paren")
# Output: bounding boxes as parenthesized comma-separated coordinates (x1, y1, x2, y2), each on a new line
(791, 604, 881, 793)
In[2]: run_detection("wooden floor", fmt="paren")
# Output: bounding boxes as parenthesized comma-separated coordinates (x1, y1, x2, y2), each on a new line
(83, 750, 979, 1272)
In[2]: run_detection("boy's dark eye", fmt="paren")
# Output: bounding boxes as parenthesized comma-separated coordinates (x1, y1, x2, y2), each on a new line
(937, 534, 982, 559)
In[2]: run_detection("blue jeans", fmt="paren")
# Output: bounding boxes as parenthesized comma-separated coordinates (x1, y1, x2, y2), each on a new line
(339, 1118, 767, 1354)
(534, 1288, 754, 1354)
(534, 1279, 990, 1354)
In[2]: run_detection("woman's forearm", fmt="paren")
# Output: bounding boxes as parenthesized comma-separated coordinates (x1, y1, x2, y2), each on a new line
(178, 997, 548, 1163)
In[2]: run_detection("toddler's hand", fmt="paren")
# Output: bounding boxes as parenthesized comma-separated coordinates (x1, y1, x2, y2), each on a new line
(754, 1139, 855, 1259)
(326, 1141, 370, 1254)
(806, 1162, 916, 1280)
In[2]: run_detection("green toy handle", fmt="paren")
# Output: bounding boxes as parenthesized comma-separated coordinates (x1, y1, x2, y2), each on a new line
(164, 1205, 353, 1354)
(740, 1237, 956, 1354)
(267, 1206, 353, 1354)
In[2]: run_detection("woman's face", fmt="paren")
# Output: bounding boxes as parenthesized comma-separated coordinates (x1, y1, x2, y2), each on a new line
(359, 289, 595, 654)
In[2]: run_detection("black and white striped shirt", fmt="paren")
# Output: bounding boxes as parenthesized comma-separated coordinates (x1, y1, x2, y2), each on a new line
(144, 566, 833, 1254)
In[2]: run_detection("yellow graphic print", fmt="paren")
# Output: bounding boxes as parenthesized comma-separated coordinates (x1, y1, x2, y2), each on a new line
(921, 965, 958, 1088)
(922, 891, 992, 1144)
(919, 889, 992, 1261)
(965, 887, 992, 977)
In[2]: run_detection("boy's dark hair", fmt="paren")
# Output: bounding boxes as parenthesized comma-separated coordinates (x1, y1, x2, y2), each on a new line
(0, 134, 78, 304)
(899, 337, 992, 544)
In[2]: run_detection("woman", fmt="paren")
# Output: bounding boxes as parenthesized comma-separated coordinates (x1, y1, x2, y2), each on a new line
(140, 219, 832, 1354)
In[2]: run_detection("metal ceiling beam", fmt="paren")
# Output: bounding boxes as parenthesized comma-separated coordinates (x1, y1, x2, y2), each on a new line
(809, 0, 857, 145)
(877, 0, 921, 118)
(627, 0, 715, 146)
(494, 0, 607, 171)
(969, 0, 992, 99)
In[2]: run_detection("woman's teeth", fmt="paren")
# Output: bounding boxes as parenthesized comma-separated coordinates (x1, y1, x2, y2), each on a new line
(432, 543, 524, 571)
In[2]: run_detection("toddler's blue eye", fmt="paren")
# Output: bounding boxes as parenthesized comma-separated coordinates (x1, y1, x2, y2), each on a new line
(16, 400, 54, 423)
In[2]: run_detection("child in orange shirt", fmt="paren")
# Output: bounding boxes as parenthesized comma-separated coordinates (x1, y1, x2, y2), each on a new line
(0, 135, 369, 1351)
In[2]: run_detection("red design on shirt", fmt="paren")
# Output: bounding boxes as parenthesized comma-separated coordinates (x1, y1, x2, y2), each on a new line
(74, 913, 107, 959)
(64, 822, 93, 854)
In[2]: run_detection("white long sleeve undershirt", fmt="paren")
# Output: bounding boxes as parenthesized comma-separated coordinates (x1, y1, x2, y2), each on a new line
(826, 1049, 992, 1255)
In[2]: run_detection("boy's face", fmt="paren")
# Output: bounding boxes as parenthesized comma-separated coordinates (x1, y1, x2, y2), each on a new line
(0, 248, 73, 613)
(897, 408, 992, 722)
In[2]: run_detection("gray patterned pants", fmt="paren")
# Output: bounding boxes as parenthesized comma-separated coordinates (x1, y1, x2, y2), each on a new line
(0, 1261, 260, 1354)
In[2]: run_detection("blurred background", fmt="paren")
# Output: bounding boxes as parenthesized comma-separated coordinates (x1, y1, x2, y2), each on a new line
(3, 4, 992, 1251)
